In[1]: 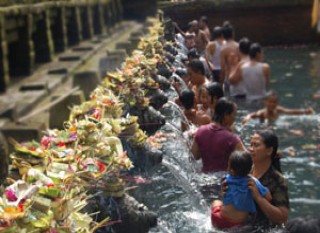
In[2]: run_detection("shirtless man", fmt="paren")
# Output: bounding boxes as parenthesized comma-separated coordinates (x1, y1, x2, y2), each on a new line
(199, 16, 211, 40)
(191, 20, 209, 57)
(187, 59, 210, 104)
(219, 21, 239, 96)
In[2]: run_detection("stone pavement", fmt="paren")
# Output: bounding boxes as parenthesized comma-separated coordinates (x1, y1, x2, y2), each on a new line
(0, 20, 146, 151)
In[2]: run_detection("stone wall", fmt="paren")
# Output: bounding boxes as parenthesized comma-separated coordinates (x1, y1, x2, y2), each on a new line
(160, 0, 319, 46)
(0, 0, 123, 93)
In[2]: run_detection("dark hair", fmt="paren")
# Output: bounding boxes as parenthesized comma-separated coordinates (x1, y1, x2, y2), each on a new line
(256, 129, 282, 173)
(206, 82, 224, 104)
(249, 43, 262, 59)
(179, 89, 195, 110)
(222, 21, 234, 40)
(175, 68, 188, 78)
(212, 26, 223, 40)
(187, 59, 205, 75)
(212, 97, 236, 124)
(229, 151, 253, 177)
(239, 37, 251, 55)
(286, 216, 320, 233)
(200, 16, 208, 24)
(187, 48, 200, 59)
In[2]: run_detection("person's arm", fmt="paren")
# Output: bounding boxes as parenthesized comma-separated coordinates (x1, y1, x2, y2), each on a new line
(234, 140, 247, 151)
(242, 110, 262, 125)
(191, 138, 201, 160)
(205, 43, 215, 71)
(277, 106, 315, 115)
(173, 22, 187, 38)
(219, 49, 227, 84)
(229, 62, 242, 84)
(248, 177, 288, 225)
(263, 63, 270, 88)
(202, 31, 210, 45)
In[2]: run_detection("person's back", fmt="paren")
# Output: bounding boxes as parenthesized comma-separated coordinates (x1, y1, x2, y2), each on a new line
(241, 43, 269, 101)
(211, 151, 271, 229)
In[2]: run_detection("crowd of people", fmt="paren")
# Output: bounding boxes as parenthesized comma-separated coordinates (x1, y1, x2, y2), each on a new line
(170, 17, 318, 232)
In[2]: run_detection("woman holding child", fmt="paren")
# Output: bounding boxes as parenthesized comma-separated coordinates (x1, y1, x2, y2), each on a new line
(211, 129, 289, 229)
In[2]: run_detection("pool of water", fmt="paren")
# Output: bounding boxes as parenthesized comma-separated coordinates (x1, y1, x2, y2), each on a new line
(130, 46, 320, 232)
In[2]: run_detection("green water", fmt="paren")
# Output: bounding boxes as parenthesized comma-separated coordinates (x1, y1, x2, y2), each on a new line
(264, 46, 320, 219)
(133, 46, 320, 232)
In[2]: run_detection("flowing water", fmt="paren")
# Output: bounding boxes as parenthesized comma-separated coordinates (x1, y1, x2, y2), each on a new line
(130, 46, 320, 232)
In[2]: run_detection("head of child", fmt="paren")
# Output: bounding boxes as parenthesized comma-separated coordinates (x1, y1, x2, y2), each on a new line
(179, 89, 195, 110)
(263, 91, 279, 112)
(227, 151, 253, 177)
(198, 85, 210, 110)
(206, 82, 224, 110)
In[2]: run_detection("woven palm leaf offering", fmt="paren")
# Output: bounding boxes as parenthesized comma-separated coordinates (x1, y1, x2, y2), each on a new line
(120, 114, 147, 147)
(9, 139, 49, 178)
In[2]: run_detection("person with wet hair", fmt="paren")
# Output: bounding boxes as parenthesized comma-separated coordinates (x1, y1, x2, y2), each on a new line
(187, 48, 211, 78)
(191, 98, 246, 173)
(198, 82, 224, 118)
(211, 151, 271, 229)
(206, 26, 226, 82)
(247, 129, 289, 227)
(229, 43, 270, 101)
(187, 59, 210, 104)
(229, 37, 251, 99)
(179, 89, 211, 131)
(241, 90, 315, 125)
(199, 15, 211, 40)
(220, 21, 239, 96)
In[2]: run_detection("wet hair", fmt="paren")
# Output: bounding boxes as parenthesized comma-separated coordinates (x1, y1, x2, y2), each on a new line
(212, 97, 236, 124)
(179, 89, 195, 110)
(187, 59, 205, 75)
(200, 16, 208, 25)
(222, 21, 234, 40)
(239, 37, 251, 55)
(206, 82, 224, 104)
(175, 68, 188, 78)
(286, 216, 320, 233)
(249, 43, 262, 59)
(256, 129, 282, 173)
(229, 151, 253, 177)
(187, 48, 200, 59)
(212, 26, 223, 40)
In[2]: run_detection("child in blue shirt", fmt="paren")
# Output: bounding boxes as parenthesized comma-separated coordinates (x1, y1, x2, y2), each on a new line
(211, 151, 272, 229)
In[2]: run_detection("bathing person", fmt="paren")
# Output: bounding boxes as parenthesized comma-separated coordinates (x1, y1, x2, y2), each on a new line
(229, 37, 251, 99)
(242, 91, 315, 125)
(220, 21, 239, 95)
(187, 48, 211, 79)
(187, 59, 210, 104)
(191, 98, 246, 173)
(247, 129, 289, 227)
(192, 20, 210, 57)
(199, 15, 211, 40)
(211, 151, 271, 229)
(229, 43, 270, 101)
(179, 89, 211, 131)
(205, 26, 225, 82)
(198, 82, 224, 119)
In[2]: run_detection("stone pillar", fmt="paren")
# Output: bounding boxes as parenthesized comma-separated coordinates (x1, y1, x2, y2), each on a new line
(92, 3, 104, 35)
(8, 13, 35, 76)
(0, 14, 9, 93)
(50, 7, 67, 53)
(80, 5, 94, 40)
(66, 6, 81, 46)
(115, 0, 123, 22)
(72, 71, 100, 100)
(33, 10, 54, 63)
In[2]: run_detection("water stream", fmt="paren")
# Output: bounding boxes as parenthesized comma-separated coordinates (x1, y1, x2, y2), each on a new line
(130, 46, 320, 232)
